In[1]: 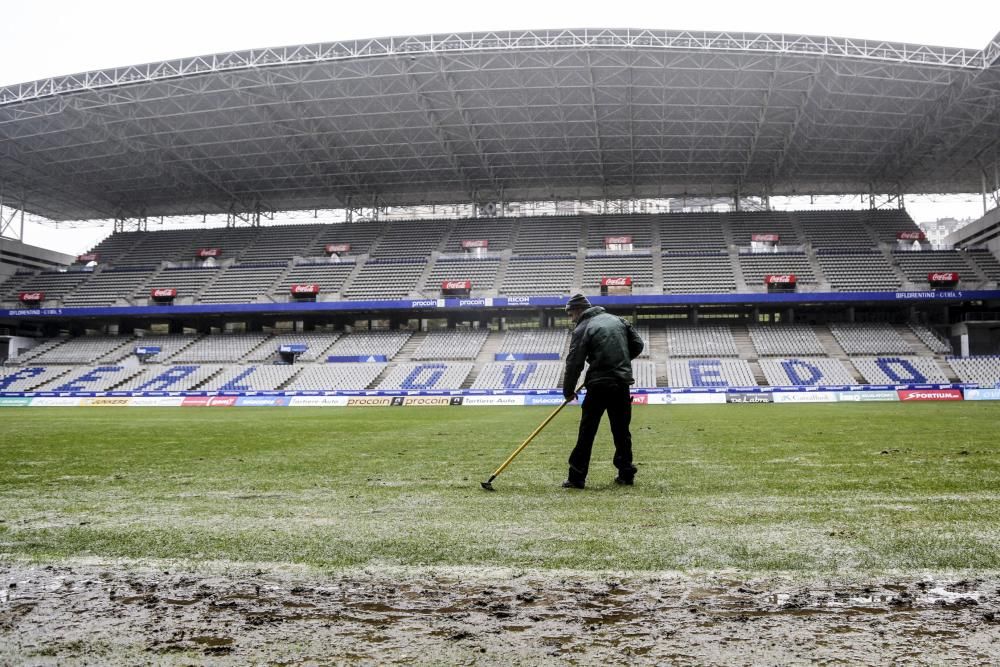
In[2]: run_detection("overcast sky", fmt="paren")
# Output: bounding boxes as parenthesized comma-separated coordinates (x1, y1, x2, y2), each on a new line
(2, 0, 997, 253)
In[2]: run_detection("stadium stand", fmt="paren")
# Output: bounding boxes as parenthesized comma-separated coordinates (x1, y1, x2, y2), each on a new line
(61, 267, 157, 307)
(326, 330, 412, 360)
(631, 360, 657, 388)
(113, 335, 201, 363)
(659, 213, 727, 250)
(748, 325, 827, 357)
(442, 218, 515, 253)
(144, 266, 220, 303)
(665, 326, 739, 357)
(76, 231, 143, 266)
(198, 263, 287, 303)
(303, 221, 383, 258)
(272, 260, 356, 300)
(966, 249, 1000, 284)
(738, 252, 818, 288)
(342, 258, 426, 300)
(245, 333, 341, 362)
(795, 210, 877, 248)
(5, 270, 91, 304)
(421, 257, 501, 296)
(201, 364, 301, 391)
(635, 325, 651, 358)
(852, 356, 949, 384)
(586, 214, 655, 250)
(581, 253, 655, 292)
(370, 220, 450, 258)
(667, 358, 756, 387)
(117, 364, 224, 391)
(283, 363, 386, 390)
(727, 211, 803, 246)
(0, 366, 73, 391)
(376, 361, 474, 390)
(238, 224, 323, 263)
(5, 338, 68, 365)
(36, 364, 145, 392)
(497, 329, 569, 356)
(946, 356, 1000, 386)
(892, 250, 979, 288)
(829, 323, 912, 355)
(512, 217, 582, 254)
(412, 330, 489, 360)
(814, 249, 902, 291)
(169, 333, 270, 363)
(108, 230, 195, 267)
(865, 210, 922, 244)
(909, 324, 952, 354)
(30, 335, 134, 364)
(470, 361, 563, 390)
(759, 358, 858, 386)
(500, 255, 577, 295)
(662, 252, 736, 293)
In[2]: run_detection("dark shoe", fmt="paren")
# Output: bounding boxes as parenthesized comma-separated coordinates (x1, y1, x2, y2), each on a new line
(614, 477, 634, 486)
(561, 479, 585, 489)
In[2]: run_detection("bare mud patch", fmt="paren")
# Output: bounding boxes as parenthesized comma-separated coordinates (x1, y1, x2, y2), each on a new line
(2, 563, 999, 665)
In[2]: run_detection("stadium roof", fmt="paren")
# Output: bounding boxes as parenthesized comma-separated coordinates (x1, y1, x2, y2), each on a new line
(1, 28, 999, 221)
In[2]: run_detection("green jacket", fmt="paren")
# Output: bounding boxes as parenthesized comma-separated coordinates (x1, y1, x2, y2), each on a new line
(563, 306, 645, 395)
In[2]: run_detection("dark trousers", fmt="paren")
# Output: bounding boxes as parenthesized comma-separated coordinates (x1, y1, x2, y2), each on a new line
(567, 383, 635, 484)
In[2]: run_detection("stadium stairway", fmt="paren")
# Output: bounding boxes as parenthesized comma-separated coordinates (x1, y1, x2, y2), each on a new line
(265, 262, 299, 303)
(414, 254, 438, 298)
(463, 329, 506, 388)
(338, 255, 369, 299)
(813, 325, 865, 382)
(645, 327, 670, 387)
(731, 324, 768, 385)
(393, 331, 427, 363)
(894, 325, 962, 382)
(804, 246, 832, 291)
(493, 249, 513, 293)
(882, 248, 912, 290)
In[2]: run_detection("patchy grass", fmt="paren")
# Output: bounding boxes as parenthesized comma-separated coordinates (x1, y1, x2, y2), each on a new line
(1, 403, 999, 573)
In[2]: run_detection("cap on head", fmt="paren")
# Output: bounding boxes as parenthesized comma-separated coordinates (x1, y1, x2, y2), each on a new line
(565, 293, 592, 312)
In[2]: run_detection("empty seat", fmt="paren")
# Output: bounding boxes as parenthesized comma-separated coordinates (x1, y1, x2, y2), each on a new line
(471, 361, 564, 390)
(759, 358, 857, 386)
(749, 325, 826, 356)
(284, 363, 386, 390)
(665, 326, 739, 357)
(667, 358, 756, 387)
(852, 357, 948, 384)
(412, 330, 490, 360)
(376, 362, 474, 390)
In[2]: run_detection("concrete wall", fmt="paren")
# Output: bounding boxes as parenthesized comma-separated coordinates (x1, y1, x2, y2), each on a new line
(944, 206, 1000, 255)
(0, 237, 75, 276)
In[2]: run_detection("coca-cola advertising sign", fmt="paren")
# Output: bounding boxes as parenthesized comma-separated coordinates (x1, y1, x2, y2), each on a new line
(765, 274, 797, 284)
(601, 277, 633, 286)
(19, 291, 44, 302)
(928, 272, 959, 283)
(897, 389, 963, 401)
(325, 243, 351, 254)
(150, 288, 177, 299)
(897, 231, 926, 241)
(290, 284, 321, 295)
(442, 280, 472, 290)
(604, 236, 632, 245)
(197, 248, 221, 258)
(461, 239, 489, 249)
(76, 253, 98, 263)
(752, 234, 780, 242)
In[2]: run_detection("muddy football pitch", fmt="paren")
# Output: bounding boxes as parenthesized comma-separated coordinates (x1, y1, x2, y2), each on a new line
(2, 403, 999, 664)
